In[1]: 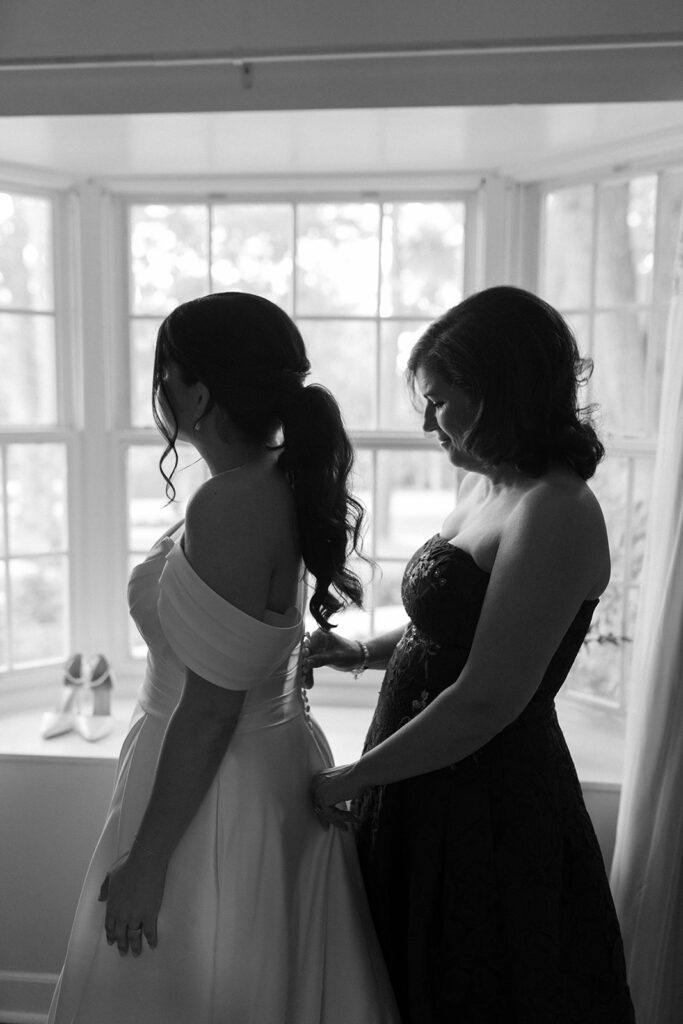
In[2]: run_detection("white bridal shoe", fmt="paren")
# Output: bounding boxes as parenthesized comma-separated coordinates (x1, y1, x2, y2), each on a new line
(74, 654, 114, 742)
(40, 652, 85, 739)
(41, 652, 115, 741)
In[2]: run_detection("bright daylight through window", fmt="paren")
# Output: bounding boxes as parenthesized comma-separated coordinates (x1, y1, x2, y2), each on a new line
(1, 171, 682, 783)
(125, 198, 469, 651)
(540, 170, 683, 713)
(0, 190, 69, 672)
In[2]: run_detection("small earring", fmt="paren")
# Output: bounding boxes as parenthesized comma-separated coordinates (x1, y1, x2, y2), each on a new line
(193, 419, 201, 432)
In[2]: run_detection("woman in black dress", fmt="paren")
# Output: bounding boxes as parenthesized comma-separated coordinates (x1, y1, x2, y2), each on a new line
(308, 286, 635, 1023)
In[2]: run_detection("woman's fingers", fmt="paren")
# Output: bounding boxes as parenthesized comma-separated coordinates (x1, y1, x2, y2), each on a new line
(104, 917, 152, 956)
(316, 803, 357, 831)
(312, 772, 359, 831)
(305, 653, 325, 669)
(143, 918, 158, 950)
(128, 925, 144, 958)
(114, 918, 130, 956)
(307, 629, 335, 664)
(104, 910, 117, 946)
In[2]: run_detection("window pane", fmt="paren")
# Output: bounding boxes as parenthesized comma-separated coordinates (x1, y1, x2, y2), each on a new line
(379, 320, 429, 430)
(564, 312, 591, 355)
(211, 204, 293, 309)
(651, 306, 670, 432)
(0, 573, 6, 669)
(588, 456, 629, 582)
(351, 449, 373, 525)
(7, 444, 67, 555)
(653, 169, 683, 307)
(0, 192, 53, 311)
(565, 581, 625, 705)
(128, 445, 207, 552)
(312, 603, 372, 642)
(596, 177, 656, 308)
(622, 585, 639, 700)
(592, 311, 648, 435)
(295, 203, 380, 316)
(0, 448, 4, 559)
(541, 186, 593, 309)
(0, 313, 57, 425)
(304, 553, 374, 640)
(10, 555, 68, 665)
(130, 317, 157, 427)
(376, 450, 455, 559)
(629, 457, 654, 583)
(373, 560, 408, 633)
(379, 202, 465, 317)
(301, 319, 376, 430)
(130, 204, 209, 316)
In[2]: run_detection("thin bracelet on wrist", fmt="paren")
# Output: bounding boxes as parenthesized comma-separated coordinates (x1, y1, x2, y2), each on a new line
(352, 640, 370, 679)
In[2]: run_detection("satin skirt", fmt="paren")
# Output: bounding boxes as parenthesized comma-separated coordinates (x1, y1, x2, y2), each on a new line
(48, 686, 399, 1024)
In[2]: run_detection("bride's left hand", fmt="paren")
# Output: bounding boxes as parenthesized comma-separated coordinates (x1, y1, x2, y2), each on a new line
(98, 852, 166, 957)
(311, 763, 365, 830)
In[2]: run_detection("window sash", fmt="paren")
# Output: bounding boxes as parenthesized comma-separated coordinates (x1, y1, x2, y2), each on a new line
(536, 168, 681, 713)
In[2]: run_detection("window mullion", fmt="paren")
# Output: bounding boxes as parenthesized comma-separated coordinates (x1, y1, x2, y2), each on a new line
(375, 201, 384, 432)
(73, 181, 119, 661)
(645, 173, 666, 437)
(1, 446, 12, 668)
(291, 202, 298, 318)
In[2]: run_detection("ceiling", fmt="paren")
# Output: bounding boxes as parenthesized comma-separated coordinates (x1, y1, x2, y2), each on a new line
(1, 102, 683, 183)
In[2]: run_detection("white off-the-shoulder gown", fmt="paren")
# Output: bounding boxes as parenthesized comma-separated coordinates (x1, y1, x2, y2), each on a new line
(48, 531, 399, 1024)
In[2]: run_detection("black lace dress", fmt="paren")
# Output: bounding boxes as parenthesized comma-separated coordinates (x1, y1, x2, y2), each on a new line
(354, 534, 635, 1024)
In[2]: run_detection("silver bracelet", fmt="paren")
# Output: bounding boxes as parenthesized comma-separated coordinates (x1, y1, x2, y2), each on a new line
(352, 640, 370, 679)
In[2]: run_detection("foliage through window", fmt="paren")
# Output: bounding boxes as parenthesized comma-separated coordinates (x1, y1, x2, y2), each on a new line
(539, 169, 683, 710)
(0, 189, 69, 671)
(125, 197, 469, 646)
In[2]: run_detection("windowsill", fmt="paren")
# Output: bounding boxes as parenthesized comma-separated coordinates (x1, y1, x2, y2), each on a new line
(0, 697, 138, 763)
(0, 672, 625, 787)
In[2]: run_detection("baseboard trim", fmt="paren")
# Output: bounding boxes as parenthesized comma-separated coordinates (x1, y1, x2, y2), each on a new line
(0, 970, 57, 1024)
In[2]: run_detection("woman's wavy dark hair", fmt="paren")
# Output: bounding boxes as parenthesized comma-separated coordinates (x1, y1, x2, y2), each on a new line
(406, 285, 604, 480)
(152, 291, 366, 629)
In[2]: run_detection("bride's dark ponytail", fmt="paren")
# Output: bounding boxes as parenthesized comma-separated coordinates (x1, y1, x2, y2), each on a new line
(153, 291, 366, 630)
(278, 384, 365, 628)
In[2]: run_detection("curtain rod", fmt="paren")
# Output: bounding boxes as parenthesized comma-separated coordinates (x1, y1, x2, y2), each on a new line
(2, 35, 683, 72)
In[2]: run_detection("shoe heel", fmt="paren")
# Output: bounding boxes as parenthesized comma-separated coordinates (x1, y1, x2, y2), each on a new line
(41, 653, 84, 739)
(75, 654, 114, 742)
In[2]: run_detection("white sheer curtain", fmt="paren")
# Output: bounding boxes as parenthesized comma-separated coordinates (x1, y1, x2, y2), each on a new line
(610, 209, 683, 1024)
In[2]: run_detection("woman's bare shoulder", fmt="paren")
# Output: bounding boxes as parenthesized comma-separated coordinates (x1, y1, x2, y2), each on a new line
(508, 469, 610, 595)
(523, 467, 603, 520)
(189, 460, 294, 525)
(183, 463, 299, 613)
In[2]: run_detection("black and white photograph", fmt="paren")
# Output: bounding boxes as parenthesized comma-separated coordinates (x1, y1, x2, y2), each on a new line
(1, 3, 682, 1022)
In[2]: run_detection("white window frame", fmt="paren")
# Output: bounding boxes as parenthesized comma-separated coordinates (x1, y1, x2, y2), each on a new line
(529, 163, 682, 716)
(0, 173, 83, 706)
(2, 158, 677, 736)
(104, 176, 485, 693)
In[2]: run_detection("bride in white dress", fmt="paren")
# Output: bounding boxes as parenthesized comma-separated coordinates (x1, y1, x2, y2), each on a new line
(48, 292, 399, 1024)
